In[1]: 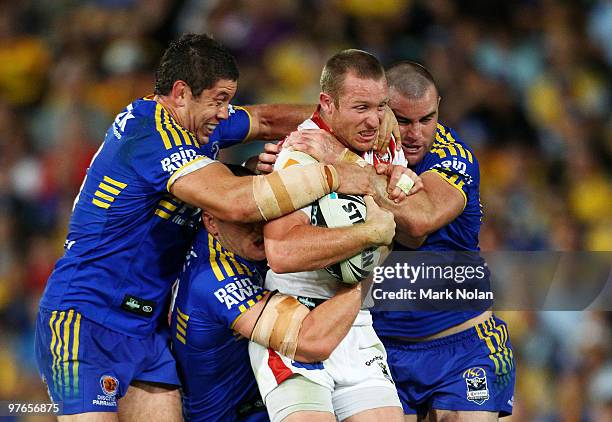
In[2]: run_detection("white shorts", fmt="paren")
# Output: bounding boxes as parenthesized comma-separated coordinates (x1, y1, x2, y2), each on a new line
(249, 323, 401, 421)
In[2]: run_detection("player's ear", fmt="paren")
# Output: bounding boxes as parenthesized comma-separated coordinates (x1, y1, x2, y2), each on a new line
(171, 80, 189, 106)
(202, 211, 218, 236)
(320, 92, 334, 114)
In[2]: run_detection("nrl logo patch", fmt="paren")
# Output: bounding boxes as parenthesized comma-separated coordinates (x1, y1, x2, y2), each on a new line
(463, 367, 489, 405)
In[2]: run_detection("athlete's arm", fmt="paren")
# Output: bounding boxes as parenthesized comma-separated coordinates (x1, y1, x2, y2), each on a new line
(379, 171, 465, 239)
(264, 196, 395, 274)
(171, 161, 381, 223)
(244, 104, 399, 151)
(233, 284, 363, 362)
(277, 130, 422, 199)
(243, 104, 313, 141)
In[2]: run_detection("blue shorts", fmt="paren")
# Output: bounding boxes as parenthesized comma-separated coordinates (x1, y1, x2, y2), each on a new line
(35, 308, 180, 415)
(381, 315, 515, 416)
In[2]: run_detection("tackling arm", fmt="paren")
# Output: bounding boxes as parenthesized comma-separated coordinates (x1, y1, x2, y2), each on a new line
(171, 160, 382, 223)
(381, 171, 465, 246)
(233, 284, 363, 362)
(243, 104, 313, 141)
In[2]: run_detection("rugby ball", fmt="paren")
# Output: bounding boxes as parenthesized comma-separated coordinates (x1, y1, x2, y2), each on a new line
(311, 193, 381, 284)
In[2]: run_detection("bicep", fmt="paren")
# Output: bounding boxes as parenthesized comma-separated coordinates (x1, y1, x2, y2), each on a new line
(231, 293, 270, 338)
(263, 209, 311, 245)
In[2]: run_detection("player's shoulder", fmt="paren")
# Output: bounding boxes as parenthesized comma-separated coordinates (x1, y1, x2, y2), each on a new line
(297, 117, 319, 131)
(274, 117, 320, 170)
(212, 105, 251, 135)
(191, 232, 258, 285)
(274, 148, 318, 170)
(121, 96, 200, 150)
(428, 122, 478, 167)
(189, 233, 265, 310)
(227, 104, 249, 119)
(119, 96, 156, 131)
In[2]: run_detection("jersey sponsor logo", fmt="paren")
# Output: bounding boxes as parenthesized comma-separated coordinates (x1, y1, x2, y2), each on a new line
(155, 198, 200, 228)
(120, 295, 156, 317)
(364, 355, 384, 366)
(296, 296, 326, 310)
(64, 239, 76, 250)
(236, 396, 266, 418)
(463, 367, 489, 405)
(160, 148, 199, 174)
(112, 104, 134, 139)
(364, 355, 394, 383)
(214, 277, 263, 310)
(433, 157, 473, 185)
(377, 361, 394, 383)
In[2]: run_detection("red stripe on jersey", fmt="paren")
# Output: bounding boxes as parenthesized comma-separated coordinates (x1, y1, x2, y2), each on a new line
(369, 135, 398, 166)
(310, 109, 334, 134)
(267, 348, 294, 385)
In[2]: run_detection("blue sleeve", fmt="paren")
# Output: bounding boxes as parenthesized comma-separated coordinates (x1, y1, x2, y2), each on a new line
(126, 104, 214, 192)
(201, 105, 252, 159)
(192, 268, 267, 329)
(423, 126, 479, 207)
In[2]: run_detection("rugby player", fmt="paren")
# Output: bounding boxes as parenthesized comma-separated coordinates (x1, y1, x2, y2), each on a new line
(249, 50, 420, 422)
(171, 164, 396, 421)
(371, 62, 515, 421)
(34, 34, 402, 421)
(261, 62, 516, 421)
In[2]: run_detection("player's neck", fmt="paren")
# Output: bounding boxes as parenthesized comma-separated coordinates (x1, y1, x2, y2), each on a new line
(154, 95, 184, 127)
(317, 109, 353, 152)
(316, 108, 333, 132)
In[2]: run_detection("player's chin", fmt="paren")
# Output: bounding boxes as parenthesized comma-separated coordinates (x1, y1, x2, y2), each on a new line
(197, 132, 211, 145)
(351, 134, 376, 151)
(197, 124, 217, 144)
(248, 240, 266, 261)
(246, 249, 266, 262)
(403, 147, 424, 165)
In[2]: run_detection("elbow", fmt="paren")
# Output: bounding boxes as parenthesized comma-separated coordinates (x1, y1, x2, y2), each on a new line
(403, 217, 432, 239)
(294, 341, 333, 363)
(221, 204, 260, 223)
(266, 245, 295, 274)
(408, 225, 429, 239)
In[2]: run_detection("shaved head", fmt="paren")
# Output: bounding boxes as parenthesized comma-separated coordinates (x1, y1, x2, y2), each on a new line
(386, 61, 438, 100)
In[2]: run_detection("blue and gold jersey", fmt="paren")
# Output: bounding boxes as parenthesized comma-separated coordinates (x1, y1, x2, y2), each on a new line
(172, 232, 268, 421)
(39, 97, 251, 338)
(411, 123, 481, 251)
(373, 123, 488, 337)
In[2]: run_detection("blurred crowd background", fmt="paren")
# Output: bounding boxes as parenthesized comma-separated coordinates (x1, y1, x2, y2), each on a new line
(0, 0, 610, 421)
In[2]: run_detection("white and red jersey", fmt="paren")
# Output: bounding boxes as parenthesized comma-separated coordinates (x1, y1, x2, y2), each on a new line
(265, 113, 407, 324)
